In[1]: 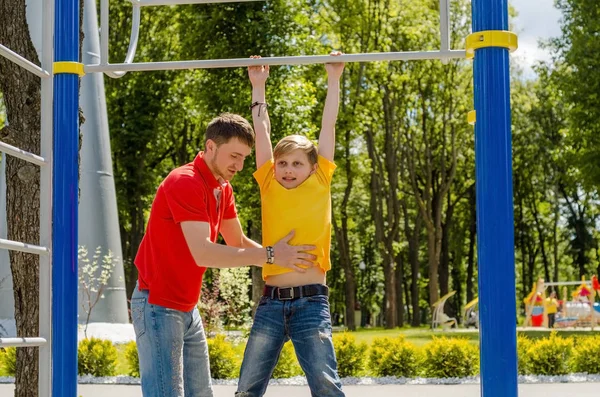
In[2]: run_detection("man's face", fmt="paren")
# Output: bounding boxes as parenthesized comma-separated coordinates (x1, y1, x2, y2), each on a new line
(274, 149, 317, 189)
(205, 138, 252, 181)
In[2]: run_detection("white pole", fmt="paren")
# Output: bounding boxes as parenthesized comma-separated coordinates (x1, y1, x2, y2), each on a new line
(439, 0, 450, 51)
(39, 0, 55, 394)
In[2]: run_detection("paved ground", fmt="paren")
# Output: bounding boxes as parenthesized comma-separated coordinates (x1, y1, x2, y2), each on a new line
(1, 383, 600, 396)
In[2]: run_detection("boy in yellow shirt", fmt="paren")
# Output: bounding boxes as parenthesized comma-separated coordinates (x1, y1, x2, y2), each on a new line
(235, 53, 345, 397)
(546, 291, 559, 328)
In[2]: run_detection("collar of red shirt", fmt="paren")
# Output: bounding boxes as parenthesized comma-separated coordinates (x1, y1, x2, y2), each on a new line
(193, 152, 227, 190)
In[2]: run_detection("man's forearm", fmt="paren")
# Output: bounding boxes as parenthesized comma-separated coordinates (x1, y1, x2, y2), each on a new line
(195, 240, 266, 269)
(241, 235, 263, 249)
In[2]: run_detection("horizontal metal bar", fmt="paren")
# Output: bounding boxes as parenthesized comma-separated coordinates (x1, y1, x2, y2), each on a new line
(0, 337, 47, 348)
(0, 141, 48, 167)
(87, 50, 466, 73)
(0, 44, 50, 78)
(132, 0, 263, 5)
(0, 238, 50, 256)
(545, 281, 591, 287)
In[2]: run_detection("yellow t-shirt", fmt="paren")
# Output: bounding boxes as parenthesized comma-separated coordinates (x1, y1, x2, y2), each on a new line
(253, 155, 336, 280)
(545, 297, 558, 314)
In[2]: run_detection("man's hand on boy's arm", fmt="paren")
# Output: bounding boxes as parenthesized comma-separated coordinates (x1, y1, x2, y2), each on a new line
(248, 55, 273, 169)
(318, 51, 345, 162)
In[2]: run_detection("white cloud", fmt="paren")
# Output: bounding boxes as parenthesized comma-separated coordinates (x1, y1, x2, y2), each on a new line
(509, 0, 563, 75)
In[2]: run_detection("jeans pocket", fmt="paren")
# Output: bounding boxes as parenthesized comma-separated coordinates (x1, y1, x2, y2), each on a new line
(130, 298, 146, 338)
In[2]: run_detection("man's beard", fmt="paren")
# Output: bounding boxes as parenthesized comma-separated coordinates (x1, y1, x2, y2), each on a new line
(208, 152, 229, 182)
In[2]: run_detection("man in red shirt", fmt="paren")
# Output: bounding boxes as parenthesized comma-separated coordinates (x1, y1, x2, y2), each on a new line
(131, 113, 316, 397)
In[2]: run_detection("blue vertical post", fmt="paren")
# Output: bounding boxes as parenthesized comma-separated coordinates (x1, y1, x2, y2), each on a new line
(53, 0, 80, 394)
(472, 1, 518, 397)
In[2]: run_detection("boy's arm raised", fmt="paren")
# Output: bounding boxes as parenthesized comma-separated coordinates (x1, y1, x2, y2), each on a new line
(318, 52, 345, 162)
(248, 56, 273, 169)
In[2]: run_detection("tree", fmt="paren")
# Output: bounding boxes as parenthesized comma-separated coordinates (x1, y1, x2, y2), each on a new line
(0, 2, 42, 396)
(550, 0, 600, 190)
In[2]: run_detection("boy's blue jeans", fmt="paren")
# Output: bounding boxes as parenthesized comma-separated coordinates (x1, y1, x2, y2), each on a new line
(235, 286, 344, 397)
(131, 285, 213, 397)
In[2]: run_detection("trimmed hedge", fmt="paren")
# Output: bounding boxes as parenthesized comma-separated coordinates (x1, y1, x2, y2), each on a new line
(78, 337, 118, 377)
(63, 332, 600, 379)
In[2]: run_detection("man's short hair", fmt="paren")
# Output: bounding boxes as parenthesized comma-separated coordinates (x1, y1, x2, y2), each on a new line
(273, 135, 318, 165)
(205, 113, 255, 148)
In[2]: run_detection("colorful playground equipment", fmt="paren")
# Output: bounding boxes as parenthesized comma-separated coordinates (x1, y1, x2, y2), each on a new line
(431, 290, 458, 330)
(523, 275, 599, 329)
(463, 297, 479, 329)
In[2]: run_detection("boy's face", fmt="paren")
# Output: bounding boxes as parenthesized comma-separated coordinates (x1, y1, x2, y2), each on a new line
(205, 138, 252, 181)
(274, 149, 317, 189)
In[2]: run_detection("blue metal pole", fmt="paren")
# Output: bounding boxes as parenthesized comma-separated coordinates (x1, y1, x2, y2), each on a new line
(472, 1, 518, 397)
(53, 0, 80, 394)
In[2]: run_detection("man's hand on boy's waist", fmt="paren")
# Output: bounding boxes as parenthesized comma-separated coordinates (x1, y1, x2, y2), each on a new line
(270, 230, 317, 273)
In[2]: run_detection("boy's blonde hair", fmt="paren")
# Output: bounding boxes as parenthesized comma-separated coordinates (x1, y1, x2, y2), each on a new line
(273, 135, 318, 165)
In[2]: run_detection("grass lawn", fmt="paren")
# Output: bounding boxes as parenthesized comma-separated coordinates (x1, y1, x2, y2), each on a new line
(335, 327, 600, 347)
(342, 327, 480, 346)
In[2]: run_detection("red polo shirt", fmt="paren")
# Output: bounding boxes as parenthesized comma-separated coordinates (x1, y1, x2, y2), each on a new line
(134, 152, 237, 311)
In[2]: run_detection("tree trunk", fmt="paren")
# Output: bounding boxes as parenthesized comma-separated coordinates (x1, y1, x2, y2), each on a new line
(365, 126, 398, 329)
(246, 221, 264, 315)
(395, 253, 404, 327)
(0, 1, 42, 396)
(439, 192, 455, 298)
(383, 255, 397, 328)
(552, 188, 560, 285)
(402, 202, 422, 327)
(332, 120, 357, 330)
(332, 212, 356, 330)
(427, 230, 440, 308)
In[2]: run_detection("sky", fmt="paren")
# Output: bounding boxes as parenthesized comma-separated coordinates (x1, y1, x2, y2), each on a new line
(509, 0, 563, 76)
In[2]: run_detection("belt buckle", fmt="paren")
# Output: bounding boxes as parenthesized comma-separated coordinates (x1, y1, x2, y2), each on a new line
(277, 287, 294, 300)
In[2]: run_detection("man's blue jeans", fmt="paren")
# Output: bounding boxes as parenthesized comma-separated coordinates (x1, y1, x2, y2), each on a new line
(131, 285, 213, 397)
(236, 288, 344, 397)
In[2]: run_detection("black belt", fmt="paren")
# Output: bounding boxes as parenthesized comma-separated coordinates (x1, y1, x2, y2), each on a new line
(263, 284, 329, 300)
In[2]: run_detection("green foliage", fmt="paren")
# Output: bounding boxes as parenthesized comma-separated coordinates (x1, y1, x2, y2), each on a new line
(421, 337, 479, 378)
(124, 341, 140, 377)
(100, 0, 600, 328)
(0, 347, 16, 376)
(272, 342, 303, 378)
(550, 0, 600, 189)
(78, 245, 120, 338)
(218, 268, 253, 328)
(517, 335, 533, 375)
(78, 338, 118, 377)
(526, 333, 573, 375)
(207, 334, 238, 379)
(369, 336, 420, 377)
(198, 274, 226, 335)
(333, 333, 368, 378)
(569, 335, 600, 374)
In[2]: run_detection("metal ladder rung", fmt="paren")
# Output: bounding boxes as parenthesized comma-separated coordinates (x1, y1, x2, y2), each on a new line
(0, 141, 48, 167)
(134, 0, 264, 6)
(0, 337, 47, 348)
(0, 44, 51, 79)
(0, 238, 50, 256)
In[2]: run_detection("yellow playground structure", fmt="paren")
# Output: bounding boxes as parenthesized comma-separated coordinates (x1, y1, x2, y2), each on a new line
(523, 275, 600, 329)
